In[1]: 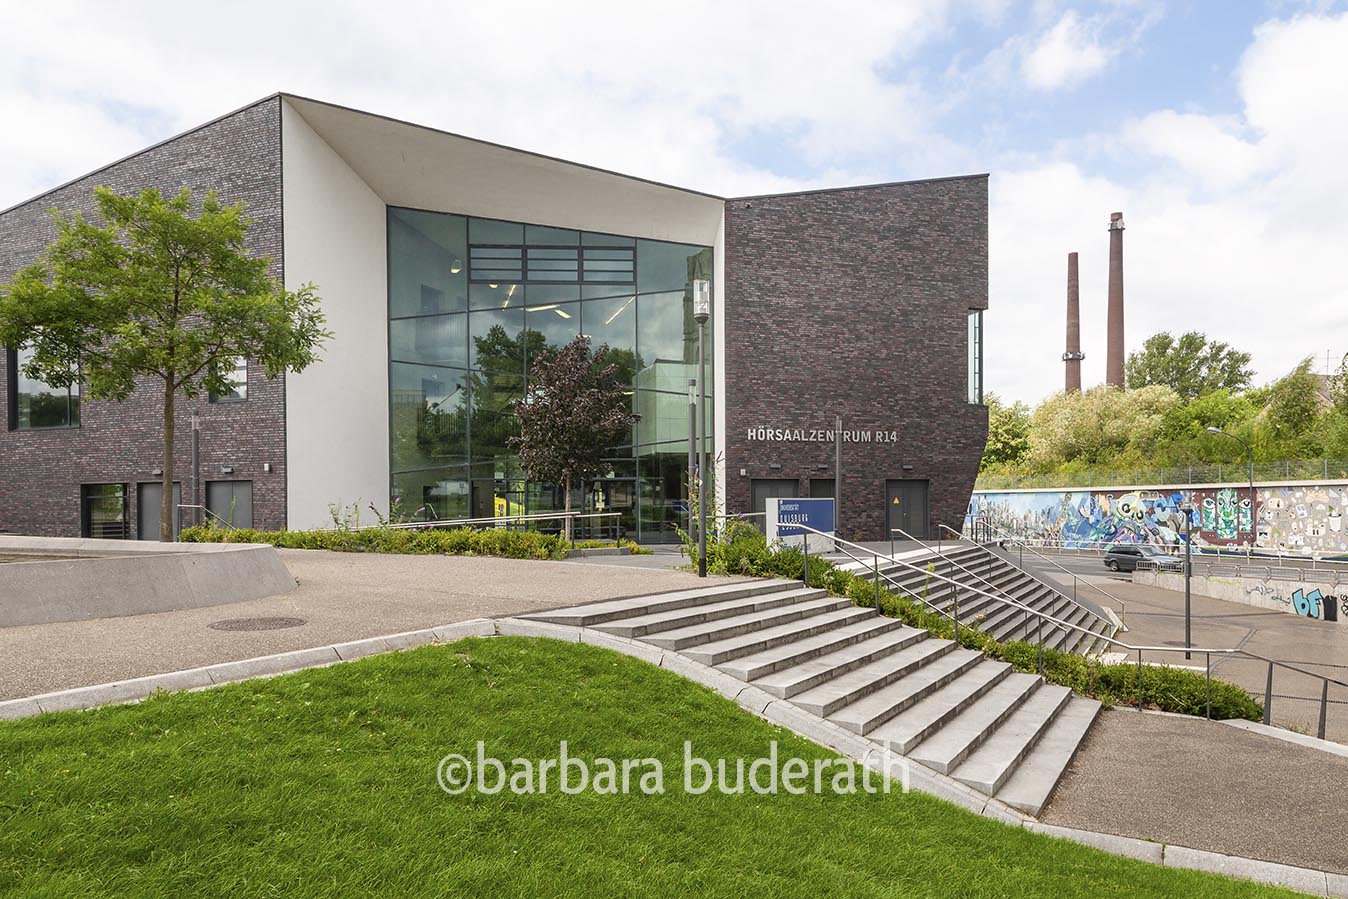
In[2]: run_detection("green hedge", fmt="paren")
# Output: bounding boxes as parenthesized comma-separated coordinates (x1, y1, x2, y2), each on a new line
(705, 525, 1263, 722)
(180, 524, 569, 561)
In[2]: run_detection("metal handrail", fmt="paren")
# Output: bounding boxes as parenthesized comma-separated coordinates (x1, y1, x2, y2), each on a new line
(1137, 558, 1348, 587)
(177, 503, 238, 531)
(790, 523, 1347, 737)
(896, 525, 1114, 634)
(383, 510, 620, 531)
(971, 533, 1348, 569)
(950, 523, 1129, 620)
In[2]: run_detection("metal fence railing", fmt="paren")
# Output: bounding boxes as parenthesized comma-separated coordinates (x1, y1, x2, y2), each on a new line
(975, 457, 1348, 491)
(794, 524, 1346, 738)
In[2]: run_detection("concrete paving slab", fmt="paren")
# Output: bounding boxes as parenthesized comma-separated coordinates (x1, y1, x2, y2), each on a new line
(1044, 707, 1348, 875)
(0, 550, 712, 700)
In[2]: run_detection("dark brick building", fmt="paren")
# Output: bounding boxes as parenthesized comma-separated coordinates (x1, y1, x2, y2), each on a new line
(723, 177, 988, 541)
(1, 94, 986, 542)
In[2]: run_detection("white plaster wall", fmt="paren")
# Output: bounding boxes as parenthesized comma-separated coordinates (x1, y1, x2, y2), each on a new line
(281, 102, 390, 528)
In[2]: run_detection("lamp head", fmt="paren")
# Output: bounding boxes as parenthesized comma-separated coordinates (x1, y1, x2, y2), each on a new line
(1206, 426, 1221, 434)
(692, 279, 711, 324)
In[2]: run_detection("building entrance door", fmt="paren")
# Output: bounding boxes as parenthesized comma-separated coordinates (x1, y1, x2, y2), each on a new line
(137, 481, 181, 540)
(588, 479, 635, 541)
(885, 479, 929, 540)
(750, 478, 799, 521)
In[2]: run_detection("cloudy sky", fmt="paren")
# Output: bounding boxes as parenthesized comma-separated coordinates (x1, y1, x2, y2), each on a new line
(3, 1, 1345, 404)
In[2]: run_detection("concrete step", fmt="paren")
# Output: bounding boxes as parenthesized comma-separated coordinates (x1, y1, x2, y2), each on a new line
(740, 624, 927, 696)
(995, 697, 1102, 816)
(828, 647, 984, 735)
(679, 606, 879, 665)
(950, 684, 1073, 795)
(907, 673, 1042, 774)
(790, 638, 955, 717)
(523, 579, 798, 627)
(634, 595, 850, 651)
(866, 660, 1012, 755)
(593, 586, 827, 638)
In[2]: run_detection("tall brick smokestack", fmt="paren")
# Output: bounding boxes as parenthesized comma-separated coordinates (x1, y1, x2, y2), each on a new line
(1106, 211, 1126, 387)
(1063, 251, 1084, 392)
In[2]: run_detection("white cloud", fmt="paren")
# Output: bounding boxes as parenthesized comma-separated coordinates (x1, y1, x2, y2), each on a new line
(1021, 10, 1116, 89)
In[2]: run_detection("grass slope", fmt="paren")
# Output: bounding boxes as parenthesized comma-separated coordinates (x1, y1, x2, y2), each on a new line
(0, 638, 1303, 898)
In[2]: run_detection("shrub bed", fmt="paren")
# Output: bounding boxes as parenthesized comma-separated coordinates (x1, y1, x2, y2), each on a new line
(704, 522, 1262, 721)
(180, 524, 570, 561)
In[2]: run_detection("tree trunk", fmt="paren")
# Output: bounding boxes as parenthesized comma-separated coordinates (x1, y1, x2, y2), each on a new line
(161, 376, 175, 542)
(564, 475, 573, 546)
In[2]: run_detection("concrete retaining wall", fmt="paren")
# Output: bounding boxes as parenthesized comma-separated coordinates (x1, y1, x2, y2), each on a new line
(0, 535, 295, 627)
(1135, 569, 1346, 623)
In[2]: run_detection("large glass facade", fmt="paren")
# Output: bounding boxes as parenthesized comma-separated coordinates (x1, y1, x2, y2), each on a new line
(388, 207, 713, 542)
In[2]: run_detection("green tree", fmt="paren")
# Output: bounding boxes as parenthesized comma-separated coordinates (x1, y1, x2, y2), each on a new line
(0, 187, 329, 540)
(1262, 357, 1323, 448)
(1330, 352, 1348, 415)
(1125, 331, 1254, 400)
(1027, 384, 1180, 469)
(510, 335, 637, 543)
(980, 392, 1031, 470)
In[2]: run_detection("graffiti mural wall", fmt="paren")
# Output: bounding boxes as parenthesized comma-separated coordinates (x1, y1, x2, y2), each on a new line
(969, 482, 1348, 555)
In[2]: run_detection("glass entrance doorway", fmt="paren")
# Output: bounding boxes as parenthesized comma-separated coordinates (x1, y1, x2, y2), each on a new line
(588, 479, 635, 541)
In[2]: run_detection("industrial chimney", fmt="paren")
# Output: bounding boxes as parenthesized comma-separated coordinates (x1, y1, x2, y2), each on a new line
(1063, 251, 1084, 392)
(1106, 211, 1126, 387)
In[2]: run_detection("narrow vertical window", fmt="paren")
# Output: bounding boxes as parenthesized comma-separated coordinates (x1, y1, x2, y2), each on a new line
(967, 310, 983, 405)
(209, 357, 248, 403)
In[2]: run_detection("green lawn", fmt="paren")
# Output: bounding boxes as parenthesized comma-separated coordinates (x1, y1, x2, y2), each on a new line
(0, 637, 1303, 898)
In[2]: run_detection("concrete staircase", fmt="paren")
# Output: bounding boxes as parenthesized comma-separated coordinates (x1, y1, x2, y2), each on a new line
(836, 542, 1118, 656)
(522, 568, 1102, 817)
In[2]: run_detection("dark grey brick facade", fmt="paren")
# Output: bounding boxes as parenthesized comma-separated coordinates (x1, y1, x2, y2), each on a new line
(0, 97, 286, 537)
(723, 176, 989, 541)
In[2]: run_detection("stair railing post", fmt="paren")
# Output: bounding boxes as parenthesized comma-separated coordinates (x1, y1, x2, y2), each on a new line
(873, 554, 881, 611)
(1036, 614, 1043, 674)
(1205, 652, 1212, 719)
(1136, 648, 1144, 711)
(1319, 680, 1329, 741)
(802, 533, 809, 587)
(1263, 662, 1273, 725)
(951, 569, 960, 644)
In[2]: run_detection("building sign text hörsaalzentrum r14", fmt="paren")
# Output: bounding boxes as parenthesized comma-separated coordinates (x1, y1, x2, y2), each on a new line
(746, 427, 900, 443)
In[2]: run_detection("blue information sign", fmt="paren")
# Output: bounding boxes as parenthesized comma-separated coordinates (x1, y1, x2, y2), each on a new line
(773, 498, 835, 538)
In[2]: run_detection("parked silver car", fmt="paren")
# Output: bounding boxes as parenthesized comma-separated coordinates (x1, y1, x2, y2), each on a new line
(1103, 543, 1184, 573)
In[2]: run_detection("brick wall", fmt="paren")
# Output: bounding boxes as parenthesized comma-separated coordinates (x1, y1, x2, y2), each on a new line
(723, 176, 989, 541)
(0, 97, 286, 537)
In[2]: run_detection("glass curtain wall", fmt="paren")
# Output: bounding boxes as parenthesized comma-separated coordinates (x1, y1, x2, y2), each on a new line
(388, 206, 714, 542)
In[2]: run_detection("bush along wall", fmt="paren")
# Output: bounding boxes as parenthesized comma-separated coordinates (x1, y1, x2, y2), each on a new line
(703, 523, 1263, 722)
(180, 524, 570, 561)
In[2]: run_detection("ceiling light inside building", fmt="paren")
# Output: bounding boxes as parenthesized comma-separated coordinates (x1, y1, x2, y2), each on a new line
(604, 296, 635, 325)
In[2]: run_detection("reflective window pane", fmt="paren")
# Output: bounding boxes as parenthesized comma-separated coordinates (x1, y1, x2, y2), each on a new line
(390, 316, 467, 369)
(389, 209, 466, 318)
(14, 346, 79, 429)
(525, 283, 580, 306)
(469, 281, 522, 311)
(469, 308, 526, 373)
(526, 224, 578, 245)
(637, 241, 711, 294)
(393, 468, 470, 522)
(524, 302, 580, 371)
(583, 232, 635, 247)
(390, 363, 469, 471)
(581, 295, 637, 385)
(469, 218, 523, 244)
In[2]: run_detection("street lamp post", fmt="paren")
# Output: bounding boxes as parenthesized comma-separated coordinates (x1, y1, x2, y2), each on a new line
(1207, 426, 1255, 554)
(693, 280, 711, 578)
(1181, 500, 1194, 660)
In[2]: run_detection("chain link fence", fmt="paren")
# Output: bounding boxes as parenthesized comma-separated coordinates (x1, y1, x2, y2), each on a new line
(975, 458, 1348, 491)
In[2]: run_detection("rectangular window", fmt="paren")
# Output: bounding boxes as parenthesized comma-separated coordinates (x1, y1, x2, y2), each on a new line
(210, 357, 248, 403)
(81, 483, 129, 539)
(8, 346, 80, 429)
(469, 242, 634, 285)
(967, 310, 983, 405)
